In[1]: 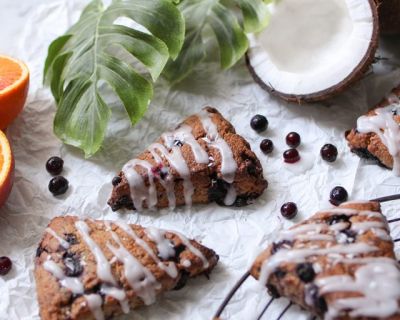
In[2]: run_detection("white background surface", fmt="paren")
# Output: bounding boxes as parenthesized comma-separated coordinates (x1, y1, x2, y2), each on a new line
(1, 1, 400, 319)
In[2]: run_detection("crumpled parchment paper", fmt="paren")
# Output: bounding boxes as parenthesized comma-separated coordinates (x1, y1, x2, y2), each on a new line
(1, 1, 400, 319)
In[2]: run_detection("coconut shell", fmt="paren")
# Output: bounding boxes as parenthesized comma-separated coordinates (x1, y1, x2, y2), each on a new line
(377, 0, 400, 35)
(247, 0, 380, 104)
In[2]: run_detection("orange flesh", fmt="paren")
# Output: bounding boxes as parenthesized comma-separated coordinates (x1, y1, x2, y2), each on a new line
(0, 57, 23, 91)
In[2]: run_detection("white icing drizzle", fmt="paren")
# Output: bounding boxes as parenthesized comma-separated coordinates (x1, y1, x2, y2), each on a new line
(357, 105, 400, 176)
(172, 231, 209, 269)
(182, 260, 191, 268)
(317, 261, 400, 319)
(145, 226, 176, 261)
(107, 229, 160, 306)
(114, 221, 178, 278)
(121, 108, 238, 210)
(259, 242, 378, 285)
(162, 124, 209, 164)
(224, 185, 237, 206)
(100, 285, 130, 314)
(85, 294, 104, 320)
(148, 143, 194, 206)
(45, 228, 70, 249)
(122, 160, 157, 211)
(258, 204, 400, 319)
(197, 109, 237, 183)
(43, 260, 84, 294)
(75, 220, 117, 286)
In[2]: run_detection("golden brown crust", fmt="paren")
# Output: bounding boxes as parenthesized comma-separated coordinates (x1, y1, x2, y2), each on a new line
(250, 202, 400, 320)
(346, 85, 400, 170)
(35, 216, 218, 320)
(108, 106, 268, 211)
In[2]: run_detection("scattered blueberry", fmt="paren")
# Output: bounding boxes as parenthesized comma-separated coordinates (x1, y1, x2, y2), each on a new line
(321, 144, 338, 162)
(46, 156, 64, 175)
(0, 256, 12, 276)
(286, 132, 301, 148)
(296, 263, 315, 283)
(330, 186, 348, 206)
(49, 176, 69, 196)
(283, 149, 300, 164)
(112, 176, 122, 186)
(250, 115, 268, 133)
(260, 139, 274, 154)
(280, 202, 298, 219)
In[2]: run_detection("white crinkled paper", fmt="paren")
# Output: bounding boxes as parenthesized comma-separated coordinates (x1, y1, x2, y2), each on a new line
(1, 1, 400, 319)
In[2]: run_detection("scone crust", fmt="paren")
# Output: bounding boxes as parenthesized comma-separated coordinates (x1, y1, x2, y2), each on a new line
(35, 216, 218, 320)
(251, 202, 400, 320)
(346, 85, 400, 170)
(108, 107, 268, 211)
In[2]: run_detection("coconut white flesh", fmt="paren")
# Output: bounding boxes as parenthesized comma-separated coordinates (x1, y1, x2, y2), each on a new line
(248, 0, 375, 97)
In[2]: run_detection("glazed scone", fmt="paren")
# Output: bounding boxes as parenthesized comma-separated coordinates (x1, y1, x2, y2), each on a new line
(108, 106, 268, 211)
(35, 216, 219, 320)
(251, 201, 400, 320)
(346, 85, 400, 175)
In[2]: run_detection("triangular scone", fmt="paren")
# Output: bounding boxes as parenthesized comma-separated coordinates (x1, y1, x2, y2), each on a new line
(346, 85, 400, 174)
(108, 107, 268, 211)
(35, 216, 218, 320)
(251, 201, 400, 320)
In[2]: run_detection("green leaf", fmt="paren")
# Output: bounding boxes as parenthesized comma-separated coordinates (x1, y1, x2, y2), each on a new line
(163, 0, 271, 83)
(44, 0, 184, 157)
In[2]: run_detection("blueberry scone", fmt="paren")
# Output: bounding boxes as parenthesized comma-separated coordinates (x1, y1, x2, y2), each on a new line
(35, 216, 219, 320)
(346, 85, 400, 175)
(251, 201, 400, 319)
(108, 107, 268, 211)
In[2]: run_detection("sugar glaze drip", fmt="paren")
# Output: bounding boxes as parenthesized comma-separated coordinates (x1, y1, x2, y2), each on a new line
(258, 204, 400, 319)
(114, 221, 178, 278)
(106, 224, 160, 306)
(357, 104, 400, 176)
(45, 228, 70, 249)
(121, 109, 238, 210)
(43, 219, 210, 319)
(43, 259, 84, 294)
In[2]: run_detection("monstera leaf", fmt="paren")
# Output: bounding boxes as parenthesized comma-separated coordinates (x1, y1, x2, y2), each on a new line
(163, 0, 271, 83)
(44, 0, 184, 157)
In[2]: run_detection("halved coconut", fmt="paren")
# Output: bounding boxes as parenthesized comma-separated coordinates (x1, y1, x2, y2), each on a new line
(247, 0, 379, 103)
(377, 0, 400, 35)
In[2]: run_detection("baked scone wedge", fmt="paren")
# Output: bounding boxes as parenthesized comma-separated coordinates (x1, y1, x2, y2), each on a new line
(251, 201, 400, 320)
(346, 85, 400, 175)
(108, 107, 268, 211)
(35, 216, 219, 320)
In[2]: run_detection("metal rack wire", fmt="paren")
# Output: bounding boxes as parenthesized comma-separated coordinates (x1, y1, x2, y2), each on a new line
(213, 194, 400, 320)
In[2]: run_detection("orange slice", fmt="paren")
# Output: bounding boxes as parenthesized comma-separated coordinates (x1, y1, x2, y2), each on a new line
(0, 55, 29, 129)
(0, 130, 14, 208)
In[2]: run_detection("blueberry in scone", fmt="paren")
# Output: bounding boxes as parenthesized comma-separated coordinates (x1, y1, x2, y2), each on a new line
(108, 107, 268, 211)
(35, 216, 219, 320)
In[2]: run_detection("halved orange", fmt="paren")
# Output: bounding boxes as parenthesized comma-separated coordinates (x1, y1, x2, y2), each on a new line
(0, 130, 14, 208)
(0, 55, 29, 129)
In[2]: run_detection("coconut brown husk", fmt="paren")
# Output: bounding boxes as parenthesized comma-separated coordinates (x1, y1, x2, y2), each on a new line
(376, 0, 400, 35)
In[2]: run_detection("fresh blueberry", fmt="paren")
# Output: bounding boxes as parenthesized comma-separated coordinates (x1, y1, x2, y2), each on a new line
(321, 144, 338, 162)
(330, 186, 348, 206)
(0, 256, 12, 276)
(250, 115, 268, 133)
(46, 156, 64, 175)
(283, 149, 300, 164)
(286, 132, 301, 148)
(49, 176, 69, 196)
(260, 139, 274, 154)
(281, 202, 298, 219)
